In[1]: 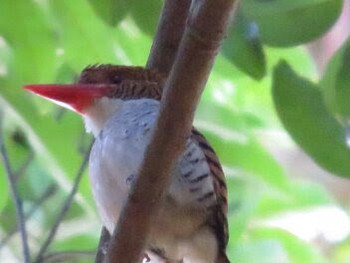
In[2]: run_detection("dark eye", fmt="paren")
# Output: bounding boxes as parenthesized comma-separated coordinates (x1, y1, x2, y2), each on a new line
(112, 75, 123, 84)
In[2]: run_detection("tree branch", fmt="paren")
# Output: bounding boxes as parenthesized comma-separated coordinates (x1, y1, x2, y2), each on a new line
(106, 0, 237, 262)
(0, 183, 57, 250)
(35, 140, 93, 263)
(146, 0, 191, 75)
(95, 226, 111, 262)
(95, 1, 191, 261)
(14, 150, 34, 181)
(0, 112, 31, 263)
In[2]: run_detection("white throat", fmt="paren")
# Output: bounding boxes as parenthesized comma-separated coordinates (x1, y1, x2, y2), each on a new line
(83, 97, 123, 137)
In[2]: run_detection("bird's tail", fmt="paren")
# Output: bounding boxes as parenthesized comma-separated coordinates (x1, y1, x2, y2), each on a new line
(216, 251, 230, 263)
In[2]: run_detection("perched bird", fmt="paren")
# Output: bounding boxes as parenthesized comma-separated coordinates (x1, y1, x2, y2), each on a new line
(24, 65, 229, 263)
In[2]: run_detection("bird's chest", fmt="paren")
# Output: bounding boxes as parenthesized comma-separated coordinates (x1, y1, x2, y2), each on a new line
(89, 99, 214, 237)
(89, 100, 159, 232)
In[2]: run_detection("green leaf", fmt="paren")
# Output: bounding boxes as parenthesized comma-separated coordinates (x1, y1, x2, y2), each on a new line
(272, 61, 350, 177)
(219, 132, 285, 182)
(52, 234, 97, 251)
(2, 126, 30, 173)
(0, 164, 9, 213)
(198, 128, 289, 189)
(256, 180, 333, 217)
(112, 19, 152, 65)
(129, 0, 162, 35)
(229, 239, 290, 263)
(196, 102, 254, 132)
(49, 0, 119, 71)
(49, 0, 152, 70)
(251, 228, 328, 263)
(242, 0, 343, 47)
(333, 238, 350, 263)
(0, 202, 17, 234)
(322, 39, 350, 121)
(227, 177, 261, 245)
(24, 161, 54, 200)
(87, 0, 129, 26)
(265, 47, 315, 78)
(222, 10, 266, 80)
(0, 0, 58, 82)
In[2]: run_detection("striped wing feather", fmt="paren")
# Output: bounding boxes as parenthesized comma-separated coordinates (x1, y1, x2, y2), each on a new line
(191, 128, 229, 254)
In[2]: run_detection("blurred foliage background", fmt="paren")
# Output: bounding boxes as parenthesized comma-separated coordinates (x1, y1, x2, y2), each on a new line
(1, 0, 350, 262)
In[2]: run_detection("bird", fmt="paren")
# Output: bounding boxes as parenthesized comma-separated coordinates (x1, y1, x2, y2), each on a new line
(24, 65, 229, 263)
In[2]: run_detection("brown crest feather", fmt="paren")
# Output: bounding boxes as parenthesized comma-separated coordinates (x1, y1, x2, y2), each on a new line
(79, 64, 165, 84)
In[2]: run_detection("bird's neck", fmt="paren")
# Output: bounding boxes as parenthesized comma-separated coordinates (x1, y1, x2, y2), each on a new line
(83, 97, 123, 137)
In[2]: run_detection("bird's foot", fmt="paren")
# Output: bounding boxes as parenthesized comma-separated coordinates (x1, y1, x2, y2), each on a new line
(143, 252, 151, 262)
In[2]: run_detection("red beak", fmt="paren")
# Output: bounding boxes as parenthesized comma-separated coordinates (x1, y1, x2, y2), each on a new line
(23, 84, 111, 113)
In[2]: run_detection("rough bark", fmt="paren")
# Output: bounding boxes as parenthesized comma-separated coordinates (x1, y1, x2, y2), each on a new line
(146, 0, 191, 75)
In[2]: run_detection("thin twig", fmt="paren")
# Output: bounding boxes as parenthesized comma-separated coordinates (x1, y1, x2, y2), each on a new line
(14, 150, 35, 181)
(146, 0, 191, 75)
(95, 227, 111, 263)
(0, 183, 57, 249)
(107, 0, 237, 262)
(0, 112, 31, 263)
(35, 140, 93, 263)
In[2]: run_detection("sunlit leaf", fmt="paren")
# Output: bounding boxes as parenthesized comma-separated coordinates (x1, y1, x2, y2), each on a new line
(0, 165, 9, 213)
(201, 130, 289, 189)
(273, 61, 350, 177)
(333, 237, 350, 263)
(251, 228, 327, 263)
(129, 0, 162, 35)
(222, 10, 266, 80)
(49, 0, 119, 71)
(52, 234, 97, 251)
(256, 180, 333, 217)
(322, 38, 350, 122)
(230, 239, 289, 263)
(87, 0, 129, 26)
(242, 0, 343, 46)
(0, 0, 58, 82)
(227, 177, 261, 245)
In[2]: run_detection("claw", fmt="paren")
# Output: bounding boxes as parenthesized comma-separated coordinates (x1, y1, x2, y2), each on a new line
(143, 253, 151, 262)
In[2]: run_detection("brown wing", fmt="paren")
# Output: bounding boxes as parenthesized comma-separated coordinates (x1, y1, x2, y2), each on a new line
(191, 128, 229, 253)
(125, 68, 230, 251)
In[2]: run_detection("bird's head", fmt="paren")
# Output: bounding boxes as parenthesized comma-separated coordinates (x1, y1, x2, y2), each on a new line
(24, 64, 164, 135)
(24, 64, 163, 114)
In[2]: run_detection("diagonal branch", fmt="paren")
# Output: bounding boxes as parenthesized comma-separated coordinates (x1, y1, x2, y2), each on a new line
(95, 1, 191, 261)
(95, 226, 111, 263)
(14, 150, 34, 181)
(107, 0, 237, 262)
(146, 0, 191, 75)
(35, 140, 93, 263)
(0, 112, 31, 263)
